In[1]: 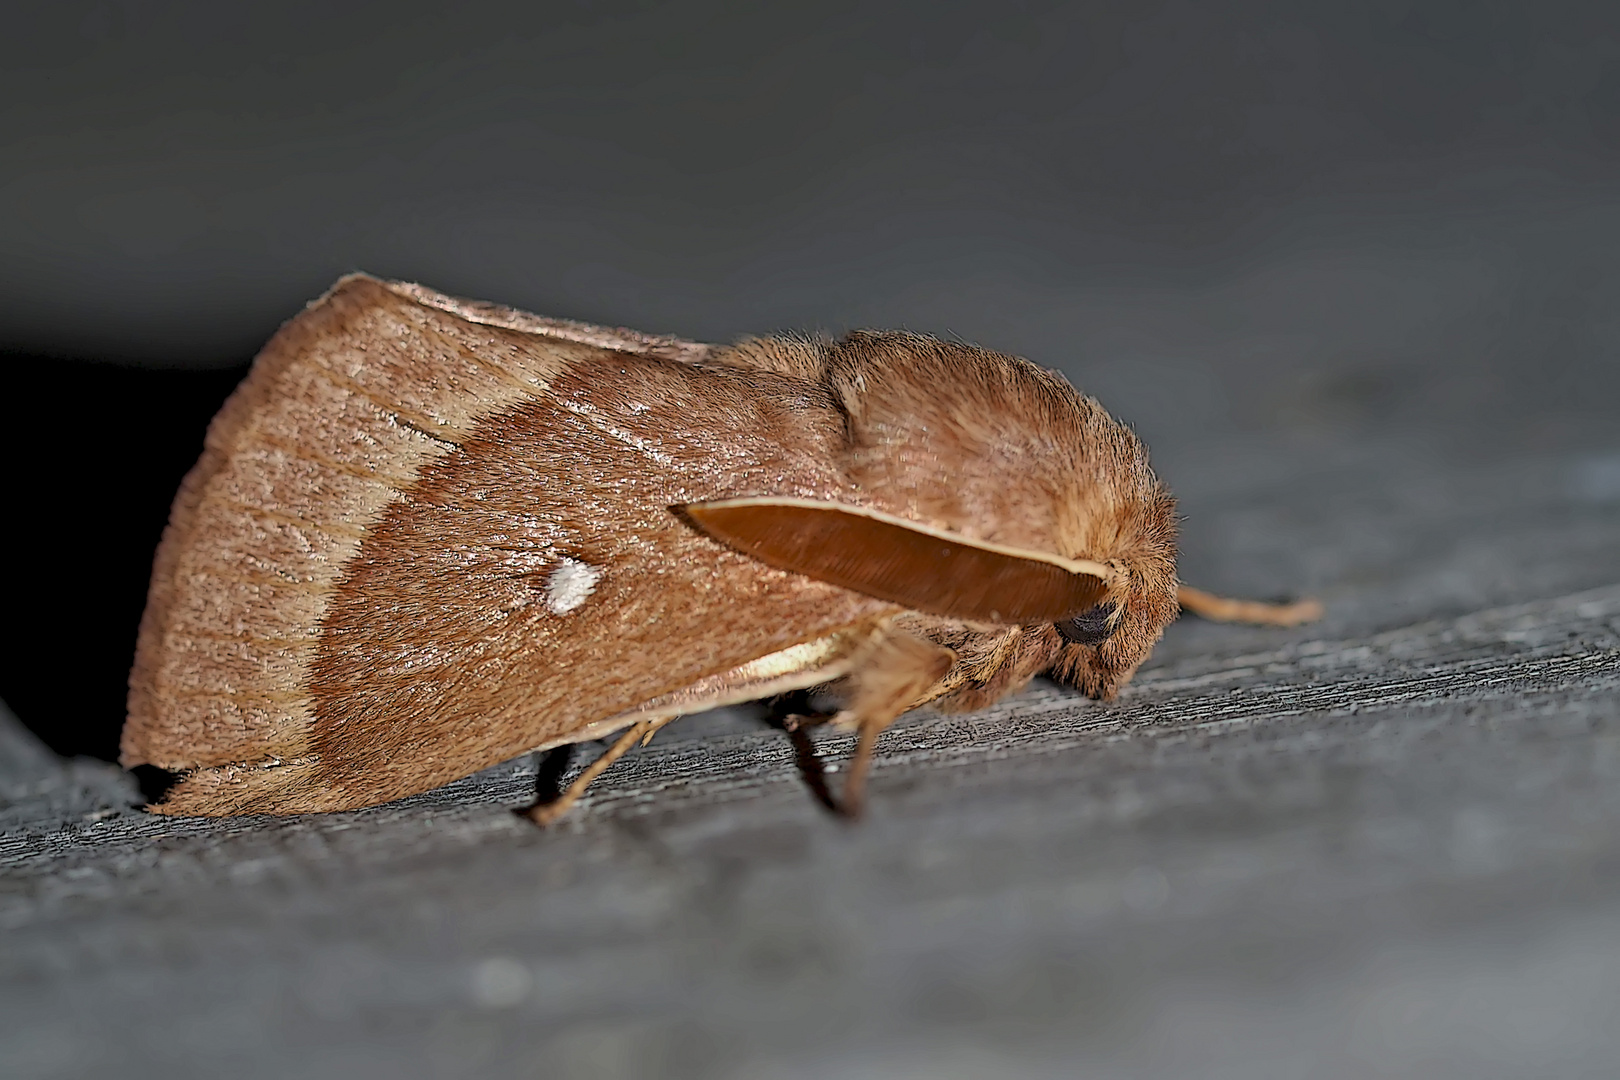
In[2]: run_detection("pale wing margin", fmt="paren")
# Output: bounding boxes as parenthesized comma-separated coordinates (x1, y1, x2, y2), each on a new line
(122, 275, 614, 771)
(547, 629, 881, 748)
(380, 276, 714, 364)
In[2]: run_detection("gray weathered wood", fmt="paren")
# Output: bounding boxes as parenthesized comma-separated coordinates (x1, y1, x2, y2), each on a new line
(4, 578, 1619, 1079)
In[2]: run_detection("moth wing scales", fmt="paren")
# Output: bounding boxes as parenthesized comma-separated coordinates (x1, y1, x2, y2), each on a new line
(139, 297, 895, 815)
(127, 277, 670, 784)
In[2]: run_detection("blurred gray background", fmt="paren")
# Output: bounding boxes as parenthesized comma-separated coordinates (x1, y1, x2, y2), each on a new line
(4, 2, 1620, 1078)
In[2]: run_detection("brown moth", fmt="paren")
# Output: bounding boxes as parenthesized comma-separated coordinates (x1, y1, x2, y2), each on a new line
(122, 274, 1319, 822)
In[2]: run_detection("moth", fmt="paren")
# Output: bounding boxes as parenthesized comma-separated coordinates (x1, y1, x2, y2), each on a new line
(122, 275, 1318, 823)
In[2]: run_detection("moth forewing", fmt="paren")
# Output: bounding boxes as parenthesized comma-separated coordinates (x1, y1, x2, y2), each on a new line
(125, 277, 896, 816)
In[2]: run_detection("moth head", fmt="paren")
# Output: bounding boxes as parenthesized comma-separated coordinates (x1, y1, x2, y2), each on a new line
(1048, 488, 1180, 700)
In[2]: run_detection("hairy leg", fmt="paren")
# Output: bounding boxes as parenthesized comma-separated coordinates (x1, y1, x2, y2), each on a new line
(834, 629, 954, 818)
(522, 714, 679, 826)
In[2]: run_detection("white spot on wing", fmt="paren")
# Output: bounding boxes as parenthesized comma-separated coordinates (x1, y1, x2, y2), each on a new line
(545, 558, 602, 615)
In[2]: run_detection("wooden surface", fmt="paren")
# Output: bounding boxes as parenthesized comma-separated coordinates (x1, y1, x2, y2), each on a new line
(4, 418, 1620, 1078)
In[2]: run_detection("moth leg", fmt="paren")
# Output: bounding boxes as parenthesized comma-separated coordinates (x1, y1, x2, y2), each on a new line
(531, 744, 575, 805)
(1177, 584, 1323, 626)
(523, 715, 677, 827)
(759, 691, 842, 810)
(774, 714, 840, 813)
(835, 630, 955, 819)
(767, 689, 841, 734)
(780, 708, 843, 734)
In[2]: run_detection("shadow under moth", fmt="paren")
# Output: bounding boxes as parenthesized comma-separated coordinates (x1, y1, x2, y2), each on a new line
(122, 275, 1319, 823)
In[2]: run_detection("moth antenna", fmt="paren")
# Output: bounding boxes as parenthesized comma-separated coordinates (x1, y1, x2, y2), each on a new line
(523, 714, 677, 827)
(1176, 584, 1324, 627)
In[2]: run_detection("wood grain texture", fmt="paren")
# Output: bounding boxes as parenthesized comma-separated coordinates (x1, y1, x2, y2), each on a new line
(9, 586, 1619, 1079)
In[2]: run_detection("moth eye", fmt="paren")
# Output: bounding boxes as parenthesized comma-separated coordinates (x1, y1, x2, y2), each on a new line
(1055, 601, 1117, 646)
